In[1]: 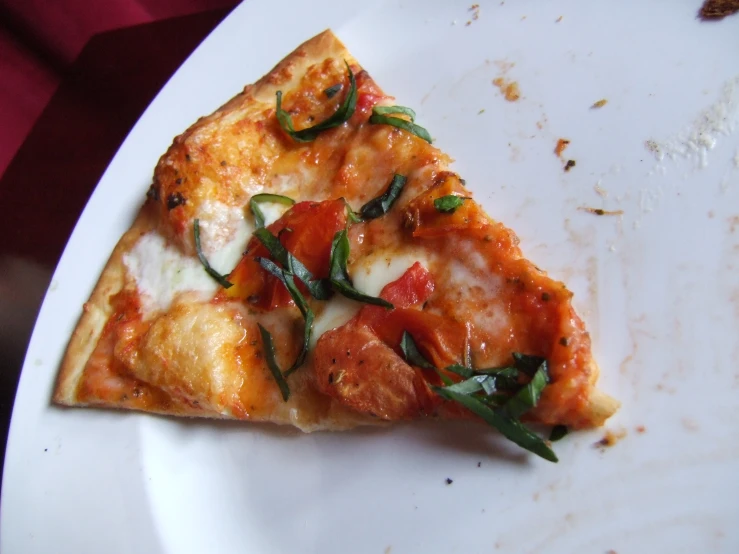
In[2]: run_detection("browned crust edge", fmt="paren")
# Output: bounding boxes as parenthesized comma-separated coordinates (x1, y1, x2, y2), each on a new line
(583, 360, 620, 427)
(53, 204, 158, 405)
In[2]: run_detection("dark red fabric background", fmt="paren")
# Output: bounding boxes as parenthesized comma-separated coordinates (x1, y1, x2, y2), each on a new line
(0, 0, 239, 178)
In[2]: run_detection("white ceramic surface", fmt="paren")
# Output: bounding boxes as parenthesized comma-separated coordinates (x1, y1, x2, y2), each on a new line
(3, 1, 739, 552)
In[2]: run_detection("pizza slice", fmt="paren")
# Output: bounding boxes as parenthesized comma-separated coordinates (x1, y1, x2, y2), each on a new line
(54, 30, 618, 461)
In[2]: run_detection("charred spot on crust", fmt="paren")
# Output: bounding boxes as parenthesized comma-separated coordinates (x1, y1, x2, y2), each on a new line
(175, 178, 183, 185)
(167, 192, 186, 210)
(146, 183, 160, 201)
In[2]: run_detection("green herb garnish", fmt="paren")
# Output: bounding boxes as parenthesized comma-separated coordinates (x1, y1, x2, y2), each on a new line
(249, 193, 295, 229)
(324, 83, 342, 99)
(257, 323, 290, 400)
(359, 174, 407, 220)
(328, 230, 393, 308)
(500, 363, 549, 419)
(399, 331, 557, 462)
(433, 386, 558, 462)
(193, 219, 233, 289)
(434, 195, 467, 213)
(549, 425, 568, 442)
(400, 331, 436, 369)
(276, 61, 357, 142)
(511, 352, 547, 377)
(372, 105, 417, 119)
(254, 228, 332, 300)
(369, 105, 432, 143)
(256, 257, 314, 376)
(340, 197, 363, 223)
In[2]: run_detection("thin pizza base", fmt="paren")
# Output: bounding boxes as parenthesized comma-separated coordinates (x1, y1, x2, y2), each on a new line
(54, 30, 618, 433)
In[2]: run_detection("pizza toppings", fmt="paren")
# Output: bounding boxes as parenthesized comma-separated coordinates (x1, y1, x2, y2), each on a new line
(405, 172, 488, 238)
(59, 31, 618, 459)
(323, 83, 342, 98)
(256, 257, 314, 386)
(359, 173, 407, 220)
(276, 61, 358, 142)
(369, 105, 433, 143)
(249, 193, 295, 229)
(433, 195, 468, 213)
(254, 228, 332, 300)
(225, 199, 346, 308)
(400, 332, 558, 461)
(328, 230, 393, 308)
(193, 219, 233, 289)
(257, 323, 291, 401)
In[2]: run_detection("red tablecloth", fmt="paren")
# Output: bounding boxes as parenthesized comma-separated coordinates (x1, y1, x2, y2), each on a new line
(0, 6, 230, 475)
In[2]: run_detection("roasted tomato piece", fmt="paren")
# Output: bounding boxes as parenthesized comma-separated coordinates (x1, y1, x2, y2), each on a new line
(313, 263, 465, 419)
(223, 199, 347, 309)
(404, 172, 489, 238)
(313, 324, 438, 419)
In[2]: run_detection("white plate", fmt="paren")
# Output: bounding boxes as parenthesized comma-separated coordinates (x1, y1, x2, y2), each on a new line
(4, 1, 739, 552)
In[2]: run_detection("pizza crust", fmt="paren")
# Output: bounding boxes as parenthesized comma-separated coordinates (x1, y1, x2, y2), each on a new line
(54, 29, 618, 435)
(54, 205, 157, 406)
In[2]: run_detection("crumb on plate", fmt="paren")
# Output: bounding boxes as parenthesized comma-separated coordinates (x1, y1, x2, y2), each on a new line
(595, 428, 627, 449)
(554, 138, 570, 157)
(578, 207, 624, 216)
(493, 78, 521, 101)
(699, 0, 739, 19)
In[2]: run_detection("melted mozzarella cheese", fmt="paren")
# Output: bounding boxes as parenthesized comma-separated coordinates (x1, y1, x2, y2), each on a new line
(123, 233, 217, 316)
(311, 296, 357, 348)
(352, 250, 433, 297)
(195, 200, 252, 273)
(259, 202, 291, 227)
(311, 249, 434, 344)
(441, 245, 509, 338)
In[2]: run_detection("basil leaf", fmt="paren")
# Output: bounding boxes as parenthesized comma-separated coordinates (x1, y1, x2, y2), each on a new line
(324, 83, 342, 99)
(444, 364, 474, 379)
(434, 195, 467, 213)
(480, 376, 497, 396)
(359, 174, 407, 220)
(369, 113, 432, 143)
(512, 352, 547, 377)
(399, 331, 435, 369)
(328, 230, 393, 308)
(473, 366, 520, 390)
(249, 193, 295, 229)
(549, 425, 568, 442)
(478, 392, 510, 407)
(340, 198, 363, 223)
(443, 374, 493, 395)
(257, 323, 290, 401)
(276, 61, 358, 143)
(372, 105, 417, 120)
(254, 228, 332, 300)
(433, 387, 558, 462)
(256, 257, 313, 376)
(501, 365, 549, 419)
(193, 219, 233, 289)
